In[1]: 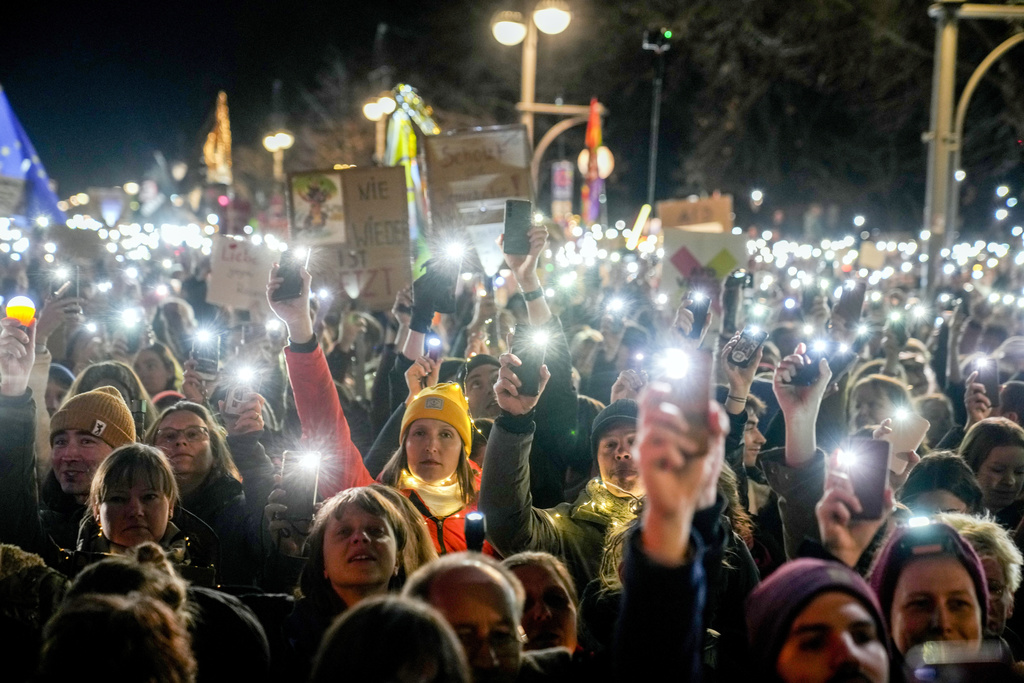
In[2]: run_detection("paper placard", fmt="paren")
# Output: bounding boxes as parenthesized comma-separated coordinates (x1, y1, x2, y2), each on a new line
(660, 229, 748, 303)
(317, 166, 411, 311)
(207, 235, 276, 310)
(287, 170, 347, 244)
(423, 125, 532, 237)
(0, 175, 24, 216)
(657, 196, 734, 232)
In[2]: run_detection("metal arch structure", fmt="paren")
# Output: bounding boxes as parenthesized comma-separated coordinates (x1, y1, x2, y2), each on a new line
(923, 1, 1024, 293)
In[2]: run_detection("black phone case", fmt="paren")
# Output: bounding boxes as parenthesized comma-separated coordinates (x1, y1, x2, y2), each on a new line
(977, 360, 1001, 408)
(847, 438, 889, 519)
(834, 282, 866, 321)
(272, 253, 304, 301)
(503, 199, 533, 255)
(685, 295, 710, 340)
(281, 452, 320, 521)
(511, 325, 546, 396)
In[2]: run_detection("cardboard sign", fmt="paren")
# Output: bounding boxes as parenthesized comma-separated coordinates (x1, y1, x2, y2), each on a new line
(287, 170, 347, 245)
(320, 166, 411, 311)
(0, 175, 24, 216)
(423, 125, 532, 237)
(660, 229, 748, 303)
(657, 196, 734, 232)
(207, 235, 276, 310)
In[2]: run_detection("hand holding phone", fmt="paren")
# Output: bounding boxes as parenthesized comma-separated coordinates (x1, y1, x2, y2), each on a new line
(975, 357, 1001, 408)
(510, 325, 548, 396)
(657, 348, 712, 454)
(880, 412, 930, 475)
(280, 451, 321, 521)
(841, 438, 891, 520)
(727, 327, 769, 368)
(502, 199, 533, 255)
(833, 281, 866, 322)
(271, 249, 310, 302)
(683, 292, 711, 341)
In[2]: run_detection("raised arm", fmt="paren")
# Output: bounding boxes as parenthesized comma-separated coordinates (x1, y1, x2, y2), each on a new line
(267, 263, 372, 496)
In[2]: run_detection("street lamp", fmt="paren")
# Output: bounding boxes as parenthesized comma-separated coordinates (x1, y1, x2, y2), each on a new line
(262, 130, 294, 182)
(490, 1, 572, 142)
(363, 92, 397, 164)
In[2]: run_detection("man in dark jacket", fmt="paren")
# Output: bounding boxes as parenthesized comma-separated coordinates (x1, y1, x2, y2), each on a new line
(0, 318, 136, 563)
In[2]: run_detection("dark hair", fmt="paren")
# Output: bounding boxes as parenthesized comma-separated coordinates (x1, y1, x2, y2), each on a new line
(310, 595, 470, 683)
(959, 417, 1024, 473)
(39, 594, 196, 683)
(67, 360, 155, 430)
(145, 402, 240, 484)
(300, 487, 409, 615)
(899, 451, 984, 514)
(999, 381, 1024, 420)
(134, 343, 184, 393)
(367, 484, 438, 582)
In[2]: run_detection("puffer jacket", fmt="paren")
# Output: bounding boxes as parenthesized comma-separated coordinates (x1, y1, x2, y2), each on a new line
(284, 339, 488, 555)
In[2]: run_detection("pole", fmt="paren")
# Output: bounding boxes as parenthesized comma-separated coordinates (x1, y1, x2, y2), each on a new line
(521, 19, 538, 143)
(375, 117, 387, 166)
(947, 32, 1024, 240)
(923, 4, 959, 294)
(647, 51, 665, 207)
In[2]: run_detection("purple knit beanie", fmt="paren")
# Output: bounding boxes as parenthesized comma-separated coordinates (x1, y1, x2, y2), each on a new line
(868, 521, 989, 632)
(746, 558, 889, 674)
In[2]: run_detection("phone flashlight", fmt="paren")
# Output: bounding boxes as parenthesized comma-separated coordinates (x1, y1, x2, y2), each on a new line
(659, 348, 690, 381)
(444, 241, 466, 260)
(837, 449, 855, 469)
(607, 298, 625, 313)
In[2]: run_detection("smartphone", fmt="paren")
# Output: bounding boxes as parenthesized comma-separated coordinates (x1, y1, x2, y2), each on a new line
(684, 292, 711, 340)
(728, 327, 769, 368)
(976, 357, 1001, 408)
(629, 351, 645, 373)
(191, 334, 221, 380)
(732, 269, 754, 289)
(280, 451, 321, 521)
(833, 281, 866, 322)
(224, 374, 262, 417)
(502, 199, 533, 255)
(465, 511, 486, 553)
(423, 254, 461, 315)
(956, 292, 971, 318)
(271, 248, 310, 302)
(426, 336, 443, 363)
(790, 340, 860, 386)
(905, 641, 1012, 682)
(882, 412, 930, 475)
(843, 437, 891, 520)
(510, 324, 547, 396)
(885, 312, 909, 348)
(663, 349, 713, 453)
(801, 282, 820, 316)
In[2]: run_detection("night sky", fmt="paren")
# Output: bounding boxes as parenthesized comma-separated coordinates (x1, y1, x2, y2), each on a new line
(2, 2, 428, 196)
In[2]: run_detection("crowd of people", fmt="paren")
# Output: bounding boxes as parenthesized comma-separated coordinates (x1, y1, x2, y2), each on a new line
(4, 220, 1024, 682)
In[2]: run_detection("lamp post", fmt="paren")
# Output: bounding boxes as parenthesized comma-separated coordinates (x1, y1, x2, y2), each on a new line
(491, 1, 572, 143)
(363, 92, 397, 165)
(262, 130, 294, 182)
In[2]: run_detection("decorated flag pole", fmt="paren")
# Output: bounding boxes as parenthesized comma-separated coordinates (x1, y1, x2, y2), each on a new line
(580, 97, 602, 226)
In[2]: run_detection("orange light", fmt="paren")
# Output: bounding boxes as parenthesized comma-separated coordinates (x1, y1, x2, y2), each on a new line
(5, 296, 36, 326)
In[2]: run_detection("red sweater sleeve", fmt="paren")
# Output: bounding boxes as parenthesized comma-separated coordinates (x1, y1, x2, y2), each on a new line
(284, 345, 374, 496)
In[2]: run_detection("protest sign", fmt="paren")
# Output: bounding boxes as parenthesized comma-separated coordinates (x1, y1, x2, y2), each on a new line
(660, 228, 748, 303)
(657, 196, 734, 233)
(318, 166, 411, 310)
(287, 169, 347, 244)
(207, 235, 276, 311)
(423, 125, 531, 253)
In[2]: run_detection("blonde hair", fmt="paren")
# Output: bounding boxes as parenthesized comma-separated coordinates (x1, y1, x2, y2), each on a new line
(935, 512, 1023, 594)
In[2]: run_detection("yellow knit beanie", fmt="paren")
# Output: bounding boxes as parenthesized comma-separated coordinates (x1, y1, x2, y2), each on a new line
(50, 386, 136, 448)
(400, 383, 473, 456)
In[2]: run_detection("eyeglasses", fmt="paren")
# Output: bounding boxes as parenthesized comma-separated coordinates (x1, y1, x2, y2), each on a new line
(155, 426, 210, 445)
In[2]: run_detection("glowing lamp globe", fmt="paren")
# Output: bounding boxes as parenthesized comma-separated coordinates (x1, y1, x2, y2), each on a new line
(532, 0, 571, 34)
(491, 11, 527, 45)
(5, 296, 36, 326)
(577, 146, 615, 179)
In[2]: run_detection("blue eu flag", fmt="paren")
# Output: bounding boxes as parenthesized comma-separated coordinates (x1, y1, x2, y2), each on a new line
(0, 85, 65, 227)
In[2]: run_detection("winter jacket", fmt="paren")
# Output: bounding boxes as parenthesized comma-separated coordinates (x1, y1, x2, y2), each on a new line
(284, 339, 485, 554)
(479, 412, 639, 593)
(760, 445, 827, 561)
(178, 431, 276, 586)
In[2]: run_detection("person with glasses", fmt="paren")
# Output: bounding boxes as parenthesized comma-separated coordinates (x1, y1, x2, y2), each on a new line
(145, 400, 275, 586)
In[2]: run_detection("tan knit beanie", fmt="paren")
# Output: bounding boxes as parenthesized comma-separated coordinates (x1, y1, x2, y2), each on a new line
(50, 386, 136, 448)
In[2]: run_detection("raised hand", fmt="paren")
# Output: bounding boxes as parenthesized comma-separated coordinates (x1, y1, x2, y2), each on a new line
(220, 393, 267, 436)
(0, 318, 35, 397)
(493, 349, 550, 416)
(772, 342, 832, 418)
(266, 263, 314, 343)
(405, 356, 441, 402)
(964, 370, 992, 428)
(721, 332, 762, 405)
(35, 293, 84, 346)
(611, 369, 647, 403)
(265, 478, 312, 557)
(181, 359, 212, 404)
(816, 451, 893, 567)
(502, 225, 548, 290)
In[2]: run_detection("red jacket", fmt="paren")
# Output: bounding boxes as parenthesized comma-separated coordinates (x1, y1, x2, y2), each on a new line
(284, 345, 491, 555)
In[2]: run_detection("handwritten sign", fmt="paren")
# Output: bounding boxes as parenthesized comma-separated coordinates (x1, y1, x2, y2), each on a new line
(317, 166, 410, 311)
(657, 196, 734, 233)
(423, 125, 532, 238)
(207, 235, 276, 310)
